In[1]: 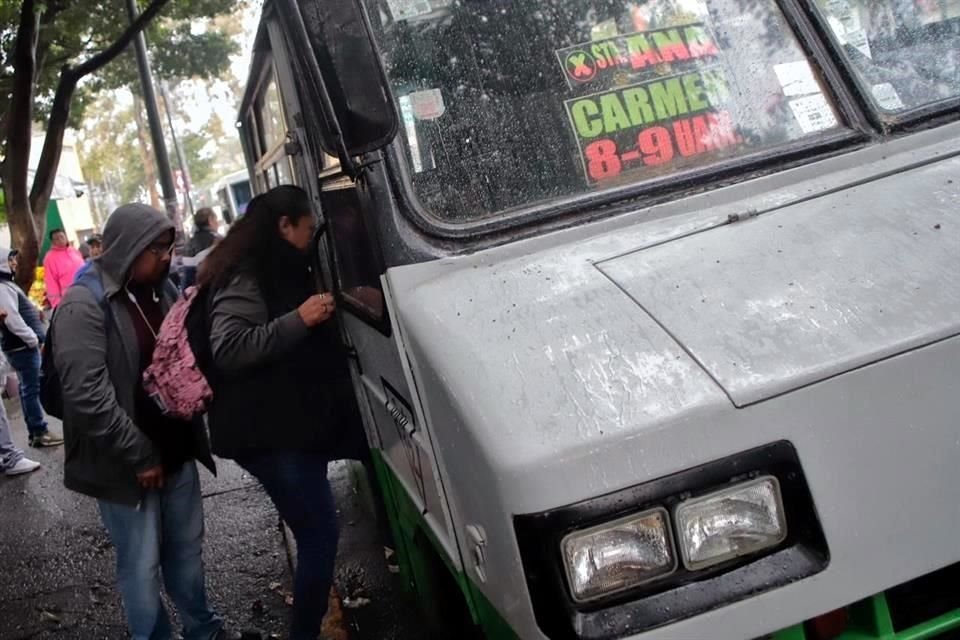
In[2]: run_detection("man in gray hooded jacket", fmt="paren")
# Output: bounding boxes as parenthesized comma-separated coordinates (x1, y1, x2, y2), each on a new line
(53, 204, 233, 640)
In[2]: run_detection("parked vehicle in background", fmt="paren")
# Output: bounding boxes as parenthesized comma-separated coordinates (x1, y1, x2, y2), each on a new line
(241, 0, 960, 638)
(195, 170, 254, 230)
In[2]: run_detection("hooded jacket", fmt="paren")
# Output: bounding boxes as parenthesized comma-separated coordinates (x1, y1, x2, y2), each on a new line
(0, 248, 45, 352)
(43, 243, 85, 308)
(53, 204, 214, 506)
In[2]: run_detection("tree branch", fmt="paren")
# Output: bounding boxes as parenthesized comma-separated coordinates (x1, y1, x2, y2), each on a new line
(28, 67, 78, 221)
(72, 0, 172, 79)
(28, 0, 172, 218)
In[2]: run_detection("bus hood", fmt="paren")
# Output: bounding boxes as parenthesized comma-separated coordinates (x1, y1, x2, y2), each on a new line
(596, 157, 960, 407)
(385, 138, 960, 508)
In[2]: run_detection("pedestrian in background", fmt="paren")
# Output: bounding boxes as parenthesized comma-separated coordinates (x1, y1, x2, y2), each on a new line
(52, 205, 237, 640)
(0, 320, 42, 477)
(43, 228, 84, 309)
(185, 208, 220, 258)
(200, 186, 357, 640)
(0, 248, 63, 448)
(87, 234, 103, 259)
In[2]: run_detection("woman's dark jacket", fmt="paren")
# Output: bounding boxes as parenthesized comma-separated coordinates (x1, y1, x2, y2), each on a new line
(205, 242, 360, 459)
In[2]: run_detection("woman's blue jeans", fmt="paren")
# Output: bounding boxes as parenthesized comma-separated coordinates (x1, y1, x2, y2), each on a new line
(238, 451, 338, 640)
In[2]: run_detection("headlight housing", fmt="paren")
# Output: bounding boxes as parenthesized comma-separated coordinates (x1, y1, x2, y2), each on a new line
(515, 442, 828, 639)
(562, 508, 676, 603)
(675, 476, 787, 571)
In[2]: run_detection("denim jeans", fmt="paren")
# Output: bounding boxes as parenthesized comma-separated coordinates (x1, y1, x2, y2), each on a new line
(98, 463, 222, 640)
(6, 348, 48, 438)
(238, 451, 338, 640)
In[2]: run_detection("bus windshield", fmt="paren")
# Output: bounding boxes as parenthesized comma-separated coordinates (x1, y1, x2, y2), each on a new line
(810, 0, 960, 113)
(365, 0, 846, 223)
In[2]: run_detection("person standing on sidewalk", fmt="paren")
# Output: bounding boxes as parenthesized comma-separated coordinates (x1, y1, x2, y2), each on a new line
(43, 228, 85, 309)
(0, 317, 42, 477)
(0, 248, 63, 448)
(200, 186, 359, 640)
(185, 208, 220, 258)
(52, 204, 238, 640)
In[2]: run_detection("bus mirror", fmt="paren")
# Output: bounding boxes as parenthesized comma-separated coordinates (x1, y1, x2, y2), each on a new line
(294, 0, 399, 161)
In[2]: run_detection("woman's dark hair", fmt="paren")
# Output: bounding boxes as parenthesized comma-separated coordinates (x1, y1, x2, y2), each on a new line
(49, 228, 66, 240)
(198, 185, 312, 290)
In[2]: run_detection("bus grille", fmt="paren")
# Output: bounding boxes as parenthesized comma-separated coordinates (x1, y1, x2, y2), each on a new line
(887, 561, 960, 633)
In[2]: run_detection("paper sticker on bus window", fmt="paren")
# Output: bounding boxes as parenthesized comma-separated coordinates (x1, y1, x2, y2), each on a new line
(846, 29, 871, 59)
(386, 0, 431, 21)
(591, 19, 619, 41)
(774, 61, 820, 97)
(555, 23, 721, 91)
(788, 94, 838, 133)
(871, 83, 904, 111)
(564, 67, 745, 185)
(822, 0, 872, 58)
(408, 89, 445, 120)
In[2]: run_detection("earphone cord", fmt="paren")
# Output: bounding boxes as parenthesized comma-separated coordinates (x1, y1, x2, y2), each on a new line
(124, 285, 159, 340)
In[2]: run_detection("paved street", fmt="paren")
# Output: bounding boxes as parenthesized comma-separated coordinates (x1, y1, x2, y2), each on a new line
(0, 397, 422, 640)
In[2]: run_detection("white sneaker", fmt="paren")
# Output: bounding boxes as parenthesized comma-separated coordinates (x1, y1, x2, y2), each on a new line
(5, 458, 41, 476)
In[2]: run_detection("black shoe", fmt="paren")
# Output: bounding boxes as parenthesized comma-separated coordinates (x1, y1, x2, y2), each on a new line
(29, 432, 64, 448)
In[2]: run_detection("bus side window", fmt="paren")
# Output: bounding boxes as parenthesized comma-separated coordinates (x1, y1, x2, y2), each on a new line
(321, 185, 386, 323)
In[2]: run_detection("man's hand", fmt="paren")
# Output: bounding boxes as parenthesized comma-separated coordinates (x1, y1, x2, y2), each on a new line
(136, 465, 165, 490)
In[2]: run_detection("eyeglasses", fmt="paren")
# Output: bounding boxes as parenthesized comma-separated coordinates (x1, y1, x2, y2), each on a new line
(147, 241, 175, 257)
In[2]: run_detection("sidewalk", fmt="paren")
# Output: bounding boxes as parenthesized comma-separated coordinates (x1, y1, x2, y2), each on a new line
(0, 399, 294, 640)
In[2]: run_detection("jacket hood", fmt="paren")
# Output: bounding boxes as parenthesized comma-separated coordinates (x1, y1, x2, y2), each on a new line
(0, 248, 11, 275)
(99, 203, 174, 293)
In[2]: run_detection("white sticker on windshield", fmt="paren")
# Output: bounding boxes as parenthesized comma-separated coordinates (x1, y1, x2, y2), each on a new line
(846, 29, 872, 59)
(788, 94, 838, 133)
(871, 83, 905, 111)
(774, 61, 820, 97)
(408, 89, 445, 120)
(386, 0, 431, 21)
(823, 0, 872, 58)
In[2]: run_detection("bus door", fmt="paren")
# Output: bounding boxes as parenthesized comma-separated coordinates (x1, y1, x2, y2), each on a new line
(311, 161, 464, 578)
(252, 7, 463, 579)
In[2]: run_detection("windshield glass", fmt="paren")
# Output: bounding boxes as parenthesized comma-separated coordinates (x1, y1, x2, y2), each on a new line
(810, 0, 960, 113)
(365, 0, 845, 223)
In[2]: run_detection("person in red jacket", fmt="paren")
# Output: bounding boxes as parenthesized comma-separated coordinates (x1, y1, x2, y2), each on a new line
(43, 228, 85, 308)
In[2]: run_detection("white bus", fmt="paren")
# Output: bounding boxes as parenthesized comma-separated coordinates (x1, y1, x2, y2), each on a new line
(241, 0, 960, 638)
(196, 169, 253, 229)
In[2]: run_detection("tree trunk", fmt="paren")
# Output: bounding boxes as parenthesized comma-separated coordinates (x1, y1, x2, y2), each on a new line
(29, 68, 80, 251)
(133, 93, 162, 209)
(2, 0, 41, 289)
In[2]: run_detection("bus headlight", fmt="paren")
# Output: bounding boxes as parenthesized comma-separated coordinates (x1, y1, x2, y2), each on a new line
(675, 476, 787, 571)
(562, 508, 676, 603)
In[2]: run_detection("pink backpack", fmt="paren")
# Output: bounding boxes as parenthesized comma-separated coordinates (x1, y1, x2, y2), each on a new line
(143, 287, 213, 420)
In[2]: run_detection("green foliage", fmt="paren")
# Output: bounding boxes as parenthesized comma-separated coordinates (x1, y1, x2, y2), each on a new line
(0, 0, 240, 136)
(78, 94, 146, 204)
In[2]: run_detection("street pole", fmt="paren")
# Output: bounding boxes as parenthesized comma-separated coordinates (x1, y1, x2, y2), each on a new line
(159, 81, 195, 217)
(124, 0, 181, 234)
